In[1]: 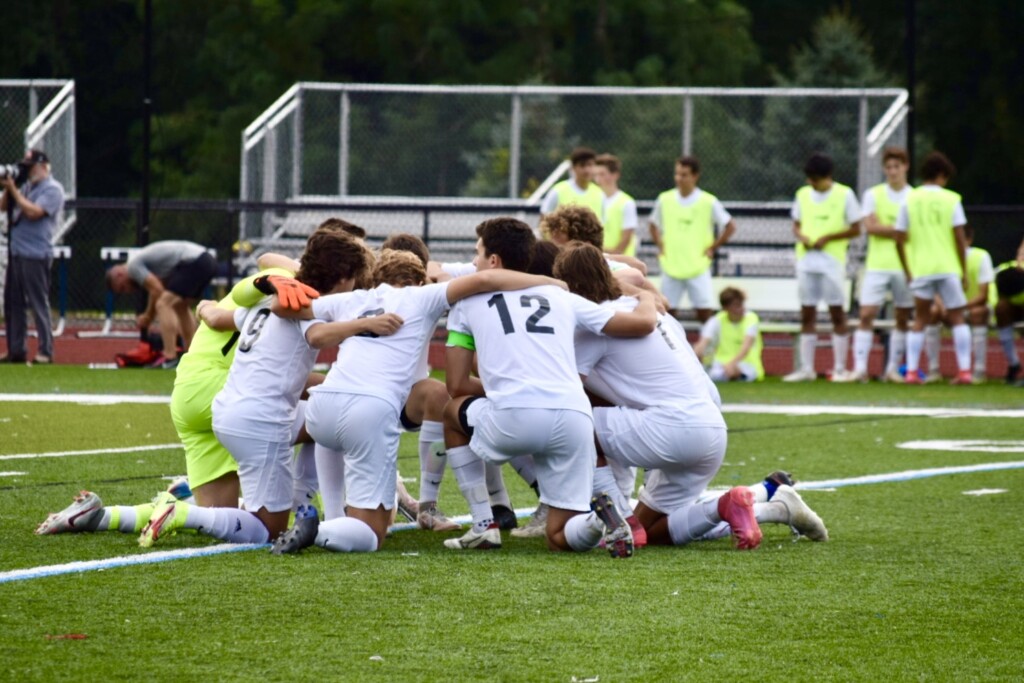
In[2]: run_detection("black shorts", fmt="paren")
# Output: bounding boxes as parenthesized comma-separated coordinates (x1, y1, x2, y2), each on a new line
(164, 252, 216, 299)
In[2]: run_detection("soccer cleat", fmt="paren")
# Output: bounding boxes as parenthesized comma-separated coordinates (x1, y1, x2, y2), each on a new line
(491, 504, 518, 531)
(626, 515, 647, 548)
(166, 477, 193, 501)
(903, 372, 924, 385)
(395, 476, 419, 522)
(782, 368, 816, 382)
(271, 505, 320, 555)
(443, 523, 501, 550)
(1006, 363, 1021, 385)
(882, 369, 904, 383)
(923, 371, 944, 384)
(829, 369, 857, 383)
(35, 491, 104, 535)
(138, 492, 186, 548)
(717, 486, 762, 550)
(510, 502, 549, 538)
(950, 370, 973, 385)
(971, 372, 987, 385)
(765, 470, 795, 488)
(772, 485, 829, 541)
(417, 503, 461, 532)
(591, 493, 634, 559)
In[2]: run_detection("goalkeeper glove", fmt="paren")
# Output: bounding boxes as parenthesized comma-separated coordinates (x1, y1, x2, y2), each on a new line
(253, 274, 320, 310)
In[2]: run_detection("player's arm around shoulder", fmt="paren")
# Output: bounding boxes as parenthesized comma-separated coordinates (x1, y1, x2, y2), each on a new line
(196, 299, 238, 332)
(304, 314, 404, 350)
(601, 291, 659, 337)
(444, 270, 567, 304)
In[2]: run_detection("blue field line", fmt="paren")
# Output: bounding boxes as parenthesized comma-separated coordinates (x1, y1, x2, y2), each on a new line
(0, 543, 266, 585)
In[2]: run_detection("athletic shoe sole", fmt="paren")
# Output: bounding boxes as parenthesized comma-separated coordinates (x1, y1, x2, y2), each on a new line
(35, 491, 104, 535)
(591, 493, 634, 559)
(717, 487, 762, 550)
(442, 525, 501, 550)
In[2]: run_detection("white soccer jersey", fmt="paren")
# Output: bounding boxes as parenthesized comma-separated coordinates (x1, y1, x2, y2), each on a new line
(447, 285, 614, 414)
(441, 261, 477, 279)
(575, 298, 722, 422)
(212, 300, 320, 441)
(310, 282, 450, 412)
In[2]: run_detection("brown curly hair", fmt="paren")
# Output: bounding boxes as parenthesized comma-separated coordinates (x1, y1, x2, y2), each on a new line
(553, 241, 621, 304)
(314, 217, 367, 240)
(381, 232, 430, 266)
(295, 231, 369, 294)
(540, 204, 604, 248)
(373, 249, 427, 288)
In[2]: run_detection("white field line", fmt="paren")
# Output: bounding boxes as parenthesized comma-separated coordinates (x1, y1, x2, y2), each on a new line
(0, 444, 182, 461)
(5, 459, 1024, 585)
(0, 393, 171, 405)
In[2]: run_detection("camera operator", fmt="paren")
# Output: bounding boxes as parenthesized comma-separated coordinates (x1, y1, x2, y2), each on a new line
(1, 149, 65, 364)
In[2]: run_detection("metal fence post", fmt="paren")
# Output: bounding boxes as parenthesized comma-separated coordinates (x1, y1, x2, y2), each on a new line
(682, 94, 693, 155)
(339, 91, 350, 197)
(509, 94, 522, 199)
(292, 88, 303, 198)
(857, 95, 869, 198)
(422, 209, 431, 249)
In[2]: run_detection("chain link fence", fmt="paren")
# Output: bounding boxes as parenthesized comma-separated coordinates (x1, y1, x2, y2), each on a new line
(241, 83, 908, 210)
(12, 199, 1017, 336)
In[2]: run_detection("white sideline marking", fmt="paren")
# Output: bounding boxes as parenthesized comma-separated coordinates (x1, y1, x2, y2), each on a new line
(0, 393, 171, 405)
(795, 460, 1024, 490)
(0, 471, 27, 477)
(963, 489, 1007, 496)
(0, 444, 182, 461)
(897, 440, 1024, 453)
(722, 404, 1024, 419)
(0, 544, 265, 585)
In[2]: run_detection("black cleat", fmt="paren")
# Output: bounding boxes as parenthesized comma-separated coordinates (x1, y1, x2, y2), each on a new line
(271, 505, 320, 555)
(765, 471, 796, 488)
(1006, 363, 1021, 385)
(491, 504, 518, 530)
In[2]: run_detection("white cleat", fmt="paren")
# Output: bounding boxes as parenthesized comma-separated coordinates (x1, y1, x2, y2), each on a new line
(773, 485, 828, 542)
(882, 369, 904, 383)
(783, 369, 817, 382)
(510, 502, 549, 538)
(417, 503, 461, 532)
(35, 491, 104, 534)
(443, 523, 501, 550)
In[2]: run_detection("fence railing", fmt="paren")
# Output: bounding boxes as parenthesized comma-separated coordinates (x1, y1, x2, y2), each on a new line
(3, 198, 1015, 335)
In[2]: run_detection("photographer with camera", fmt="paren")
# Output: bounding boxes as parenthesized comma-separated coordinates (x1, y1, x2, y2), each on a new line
(1, 149, 65, 364)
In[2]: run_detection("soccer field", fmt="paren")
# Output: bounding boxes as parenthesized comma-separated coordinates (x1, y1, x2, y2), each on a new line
(2, 367, 1023, 681)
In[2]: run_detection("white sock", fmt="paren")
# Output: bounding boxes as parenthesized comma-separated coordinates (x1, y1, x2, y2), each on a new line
(887, 329, 907, 374)
(700, 522, 732, 541)
(832, 332, 849, 373)
(593, 466, 632, 520)
(315, 516, 378, 552)
(608, 458, 637, 503)
(292, 442, 318, 511)
(184, 506, 269, 544)
(952, 323, 971, 372)
(925, 325, 941, 373)
(748, 482, 770, 504)
(998, 327, 1020, 366)
(563, 512, 604, 551)
(667, 498, 721, 545)
(418, 422, 446, 504)
(754, 501, 789, 524)
(486, 462, 512, 509)
(800, 334, 817, 373)
(509, 454, 538, 492)
(448, 445, 492, 527)
(314, 444, 346, 520)
(972, 326, 988, 375)
(853, 329, 873, 374)
(907, 331, 924, 373)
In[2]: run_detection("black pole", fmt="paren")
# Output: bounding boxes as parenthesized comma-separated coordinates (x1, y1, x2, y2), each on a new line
(140, 0, 152, 247)
(905, 0, 916, 176)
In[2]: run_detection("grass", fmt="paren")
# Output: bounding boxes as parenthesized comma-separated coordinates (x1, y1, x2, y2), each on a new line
(1, 368, 1023, 680)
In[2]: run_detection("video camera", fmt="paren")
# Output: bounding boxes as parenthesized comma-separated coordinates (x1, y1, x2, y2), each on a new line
(0, 161, 30, 185)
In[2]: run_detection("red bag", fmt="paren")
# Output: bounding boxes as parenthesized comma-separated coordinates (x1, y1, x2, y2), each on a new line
(114, 341, 162, 368)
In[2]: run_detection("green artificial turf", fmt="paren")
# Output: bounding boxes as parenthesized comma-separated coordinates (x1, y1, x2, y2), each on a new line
(1, 369, 1023, 680)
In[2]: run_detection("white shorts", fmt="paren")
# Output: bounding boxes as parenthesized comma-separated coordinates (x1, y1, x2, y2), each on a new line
(708, 360, 758, 382)
(593, 405, 727, 515)
(214, 431, 295, 514)
(305, 392, 401, 511)
(798, 267, 846, 308)
(910, 274, 967, 309)
(661, 270, 714, 310)
(860, 270, 914, 308)
(466, 400, 595, 512)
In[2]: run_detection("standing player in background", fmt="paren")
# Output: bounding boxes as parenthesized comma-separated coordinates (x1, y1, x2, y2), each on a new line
(926, 225, 994, 383)
(849, 147, 914, 383)
(783, 153, 861, 382)
(896, 152, 973, 385)
(993, 237, 1024, 384)
(693, 287, 764, 383)
(649, 156, 737, 322)
(540, 147, 604, 219)
(593, 154, 638, 257)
